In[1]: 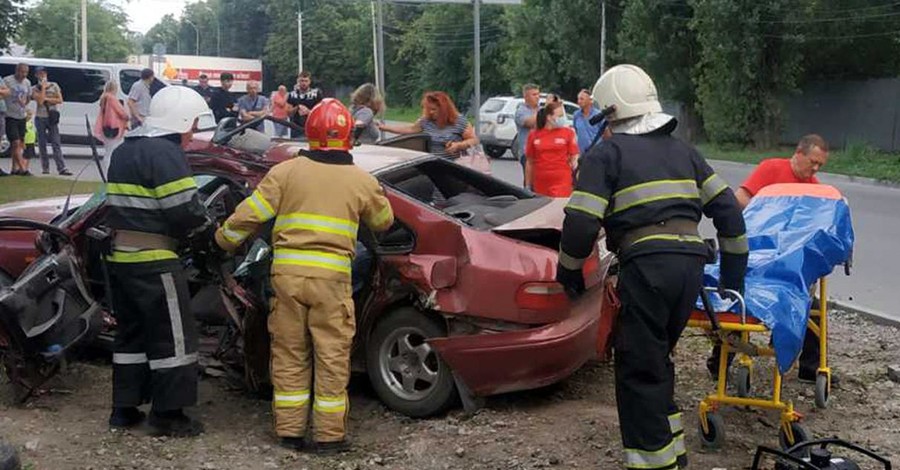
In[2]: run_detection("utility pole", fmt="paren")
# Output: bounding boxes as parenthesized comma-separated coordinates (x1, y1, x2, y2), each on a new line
(297, 11, 304, 73)
(473, 0, 481, 137)
(184, 19, 199, 55)
(73, 14, 78, 60)
(81, 0, 87, 62)
(376, 0, 385, 99)
(371, 2, 380, 94)
(600, 0, 607, 75)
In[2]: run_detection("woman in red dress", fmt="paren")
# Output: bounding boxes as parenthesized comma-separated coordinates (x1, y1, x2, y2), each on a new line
(524, 100, 580, 197)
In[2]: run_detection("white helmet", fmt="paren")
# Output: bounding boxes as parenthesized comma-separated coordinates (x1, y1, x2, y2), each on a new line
(143, 86, 210, 135)
(591, 64, 662, 123)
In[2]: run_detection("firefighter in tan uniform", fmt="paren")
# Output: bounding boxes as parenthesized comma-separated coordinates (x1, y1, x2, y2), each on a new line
(214, 99, 394, 454)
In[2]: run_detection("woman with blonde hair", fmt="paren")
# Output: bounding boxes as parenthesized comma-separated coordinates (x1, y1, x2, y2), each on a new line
(350, 83, 384, 144)
(94, 80, 129, 175)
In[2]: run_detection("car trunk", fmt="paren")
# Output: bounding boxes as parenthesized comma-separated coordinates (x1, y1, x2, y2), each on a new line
(489, 198, 567, 250)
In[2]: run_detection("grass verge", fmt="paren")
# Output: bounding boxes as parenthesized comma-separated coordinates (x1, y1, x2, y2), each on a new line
(698, 142, 900, 184)
(0, 176, 101, 205)
(383, 106, 422, 123)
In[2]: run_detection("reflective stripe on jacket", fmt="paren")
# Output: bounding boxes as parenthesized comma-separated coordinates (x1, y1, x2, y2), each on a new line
(215, 153, 394, 281)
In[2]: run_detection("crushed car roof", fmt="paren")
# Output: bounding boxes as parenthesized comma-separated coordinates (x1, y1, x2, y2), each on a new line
(267, 142, 430, 174)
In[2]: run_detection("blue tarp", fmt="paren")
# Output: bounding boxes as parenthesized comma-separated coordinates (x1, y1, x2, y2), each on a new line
(701, 185, 854, 373)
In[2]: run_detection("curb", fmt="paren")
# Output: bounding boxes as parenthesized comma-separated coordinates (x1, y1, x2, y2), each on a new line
(708, 159, 900, 191)
(828, 299, 900, 328)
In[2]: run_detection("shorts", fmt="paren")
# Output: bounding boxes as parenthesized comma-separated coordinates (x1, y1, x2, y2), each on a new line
(24, 144, 35, 159)
(5, 117, 26, 143)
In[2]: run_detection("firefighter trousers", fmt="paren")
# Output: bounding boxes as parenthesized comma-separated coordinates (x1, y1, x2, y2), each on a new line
(109, 261, 199, 412)
(269, 274, 355, 442)
(614, 253, 705, 470)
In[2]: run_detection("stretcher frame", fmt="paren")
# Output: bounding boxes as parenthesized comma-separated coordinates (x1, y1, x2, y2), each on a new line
(686, 277, 831, 449)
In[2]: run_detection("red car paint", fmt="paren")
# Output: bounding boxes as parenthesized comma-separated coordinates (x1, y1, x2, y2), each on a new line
(0, 131, 615, 401)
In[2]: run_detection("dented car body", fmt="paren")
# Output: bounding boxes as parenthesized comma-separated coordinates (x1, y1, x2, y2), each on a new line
(0, 117, 614, 416)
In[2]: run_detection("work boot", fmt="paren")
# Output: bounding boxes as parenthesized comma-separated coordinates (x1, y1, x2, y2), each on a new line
(108, 407, 146, 430)
(279, 437, 307, 452)
(677, 454, 688, 469)
(148, 409, 204, 437)
(313, 440, 351, 455)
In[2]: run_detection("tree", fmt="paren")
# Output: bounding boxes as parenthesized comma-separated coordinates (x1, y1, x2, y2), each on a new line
(143, 14, 180, 55)
(689, 0, 804, 147)
(503, 0, 621, 99)
(19, 0, 132, 62)
(265, 0, 372, 96)
(0, 0, 23, 52)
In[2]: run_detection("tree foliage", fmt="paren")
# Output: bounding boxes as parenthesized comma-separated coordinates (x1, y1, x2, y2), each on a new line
(689, 0, 804, 147)
(19, 0, 133, 62)
(0, 0, 24, 52)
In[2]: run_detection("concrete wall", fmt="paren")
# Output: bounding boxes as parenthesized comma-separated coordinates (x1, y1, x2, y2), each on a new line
(781, 78, 900, 151)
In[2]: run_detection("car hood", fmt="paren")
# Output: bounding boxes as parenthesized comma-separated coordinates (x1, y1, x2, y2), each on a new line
(490, 197, 568, 232)
(0, 195, 92, 223)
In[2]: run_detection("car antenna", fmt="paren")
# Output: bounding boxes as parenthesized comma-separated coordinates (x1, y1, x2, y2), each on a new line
(61, 115, 106, 218)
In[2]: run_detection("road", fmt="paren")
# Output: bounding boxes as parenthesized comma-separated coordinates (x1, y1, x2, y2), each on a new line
(26, 146, 900, 319)
(490, 156, 898, 318)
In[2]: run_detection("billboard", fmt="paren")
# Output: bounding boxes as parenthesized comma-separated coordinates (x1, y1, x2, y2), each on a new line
(128, 54, 263, 93)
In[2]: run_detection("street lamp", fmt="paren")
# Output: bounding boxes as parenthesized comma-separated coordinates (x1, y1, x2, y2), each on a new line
(184, 19, 199, 55)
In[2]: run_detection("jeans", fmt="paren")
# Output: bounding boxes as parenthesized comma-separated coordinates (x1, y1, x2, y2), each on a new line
(36, 116, 66, 173)
(273, 122, 289, 138)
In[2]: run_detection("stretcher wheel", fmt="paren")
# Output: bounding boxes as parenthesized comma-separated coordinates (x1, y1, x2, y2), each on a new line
(814, 373, 829, 409)
(779, 422, 811, 454)
(699, 413, 726, 449)
(736, 366, 752, 398)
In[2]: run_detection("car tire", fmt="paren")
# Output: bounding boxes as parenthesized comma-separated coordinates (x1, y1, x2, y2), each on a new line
(484, 145, 507, 159)
(366, 307, 456, 418)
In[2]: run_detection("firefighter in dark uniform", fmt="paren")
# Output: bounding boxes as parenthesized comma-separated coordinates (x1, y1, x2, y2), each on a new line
(556, 65, 748, 469)
(104, 86, 212, 436)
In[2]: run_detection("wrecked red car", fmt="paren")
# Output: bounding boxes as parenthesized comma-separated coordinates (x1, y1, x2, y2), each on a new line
(0, 116, 615, 417)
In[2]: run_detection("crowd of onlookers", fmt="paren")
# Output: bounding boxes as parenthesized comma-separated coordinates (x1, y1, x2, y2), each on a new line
(1, 63, 70, 177)
(3, 61, 608, 192)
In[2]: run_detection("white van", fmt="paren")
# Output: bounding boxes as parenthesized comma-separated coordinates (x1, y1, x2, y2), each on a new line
(0, 57, 146, 154)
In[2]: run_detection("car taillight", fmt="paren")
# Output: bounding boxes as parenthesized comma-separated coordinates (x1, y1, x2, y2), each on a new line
(516, 282, 571, 311)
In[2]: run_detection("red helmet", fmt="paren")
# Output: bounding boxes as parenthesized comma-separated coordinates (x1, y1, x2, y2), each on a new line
(306, 98, 353, 151)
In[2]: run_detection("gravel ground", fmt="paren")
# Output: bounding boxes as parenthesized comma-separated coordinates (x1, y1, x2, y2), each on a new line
(1, 309, 898, 470)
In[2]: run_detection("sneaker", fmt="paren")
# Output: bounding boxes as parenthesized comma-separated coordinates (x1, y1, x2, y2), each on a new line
(313, 440, 351, 455)
(41, 170, 50, 175)
(147, 410, 204, 437)
(21, 171, 32, 177)
(279, 436, 307, 451)
(109, 407, 146, 430)
(59, 169, 73, 176)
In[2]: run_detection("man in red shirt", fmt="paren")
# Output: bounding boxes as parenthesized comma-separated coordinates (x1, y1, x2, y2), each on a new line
(735, 134, 828, 207)
(710, 134, 834, 384)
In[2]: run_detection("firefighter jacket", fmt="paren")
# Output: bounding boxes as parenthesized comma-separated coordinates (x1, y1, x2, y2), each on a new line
(215, 150, 394, 282)
(559, 129, 748, 291)
(105, 135, 209, 263)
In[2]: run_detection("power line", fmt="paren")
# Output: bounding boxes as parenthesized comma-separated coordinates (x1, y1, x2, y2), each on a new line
(765, 29, 900, 40)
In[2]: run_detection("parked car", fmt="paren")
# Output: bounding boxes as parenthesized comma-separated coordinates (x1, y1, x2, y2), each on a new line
(478, 94, 579, 160)
(0, 116, 615, 417)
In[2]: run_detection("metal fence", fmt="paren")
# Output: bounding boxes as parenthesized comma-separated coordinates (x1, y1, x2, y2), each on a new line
(781, 78, 900, 152)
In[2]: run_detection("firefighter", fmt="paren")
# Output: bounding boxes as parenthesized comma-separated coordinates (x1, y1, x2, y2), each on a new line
(556, 65, 748, 470)
(104, 86, 212, 436)
(214, 98, 394, 454)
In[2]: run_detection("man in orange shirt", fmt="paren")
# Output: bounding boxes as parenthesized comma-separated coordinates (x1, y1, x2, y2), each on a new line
(709, 134, 834, 384)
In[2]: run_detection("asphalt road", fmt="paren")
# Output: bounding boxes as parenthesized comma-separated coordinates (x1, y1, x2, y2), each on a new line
(20, 145, 898, 319)
(490, 156, 898, 319)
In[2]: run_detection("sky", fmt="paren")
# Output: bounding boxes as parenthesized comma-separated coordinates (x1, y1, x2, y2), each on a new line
(115, 0, 193, 34)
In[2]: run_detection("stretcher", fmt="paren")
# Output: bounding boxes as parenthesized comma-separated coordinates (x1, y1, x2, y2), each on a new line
(689, 183, 854, 450)
(688, 278, 832, 450)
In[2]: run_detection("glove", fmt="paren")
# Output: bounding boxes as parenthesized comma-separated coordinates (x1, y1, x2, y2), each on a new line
(555, 263, 586, 300)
